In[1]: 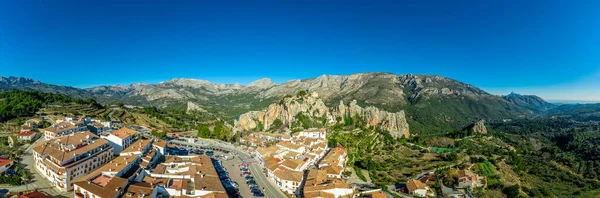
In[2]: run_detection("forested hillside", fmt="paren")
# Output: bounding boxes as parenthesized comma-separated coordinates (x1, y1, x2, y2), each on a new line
(0, 90, 102, 122)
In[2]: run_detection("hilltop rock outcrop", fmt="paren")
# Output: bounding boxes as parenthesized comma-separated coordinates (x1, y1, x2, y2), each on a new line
(470, 119, 488, 134)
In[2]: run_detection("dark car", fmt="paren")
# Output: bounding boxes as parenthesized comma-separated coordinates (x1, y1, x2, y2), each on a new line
(253, 192, 265, 197)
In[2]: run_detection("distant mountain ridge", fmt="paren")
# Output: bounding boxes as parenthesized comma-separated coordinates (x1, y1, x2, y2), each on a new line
(501, 92, 556, 111)
(0, 73, 538, 134)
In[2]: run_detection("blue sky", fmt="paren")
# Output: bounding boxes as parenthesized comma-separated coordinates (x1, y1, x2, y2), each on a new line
(1, 0, 599, 101)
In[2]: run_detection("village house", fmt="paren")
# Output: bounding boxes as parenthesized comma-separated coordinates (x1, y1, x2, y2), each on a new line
(24, 118, 44, 129)
(303, 169, 354, 198)
(273, 167, 304, 194)
(17, 130, 36, 142)
(0, 158, 14, 174)
(457, 169, 483, 189)
(406, 179, 435, 197)
(33, 131, 114, 192)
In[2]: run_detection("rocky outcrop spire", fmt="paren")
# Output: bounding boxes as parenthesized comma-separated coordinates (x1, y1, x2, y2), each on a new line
(470, 119, 487, 134)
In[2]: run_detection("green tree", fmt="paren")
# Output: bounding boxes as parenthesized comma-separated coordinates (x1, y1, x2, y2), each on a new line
(197, 123, 211, 138)
(296, 90, 307, 98)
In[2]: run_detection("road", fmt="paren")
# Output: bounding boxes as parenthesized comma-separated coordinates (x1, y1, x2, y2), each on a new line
(169, 139, 287, 198)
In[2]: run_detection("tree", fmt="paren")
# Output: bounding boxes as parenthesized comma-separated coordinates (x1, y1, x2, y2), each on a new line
(296, 90, 307, 98)
(197, 123, 211, 138)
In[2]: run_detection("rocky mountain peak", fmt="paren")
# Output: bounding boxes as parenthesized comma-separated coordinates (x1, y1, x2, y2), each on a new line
(0, 76, 35, 85)
(162, 78, 212, 88)
(247, 78, 275, 89)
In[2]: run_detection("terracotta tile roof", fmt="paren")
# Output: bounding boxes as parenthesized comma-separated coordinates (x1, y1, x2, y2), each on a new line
(153, 140, 167, 148)
(273, 168, 303, 182)
(18, 131, 35, 137)
(43, 122, 76, 133)
(304, 169, 351, 193)
(322, 165, 343, 176)
(19, 191, 51, 198)
(370, 192, 387, 198)
(121, 139, 152, 154)
(0, 158, 13, 168)
(194, 173, 226, 192)
(458, 169, 477, 182)
(91, 122, 104, 128)
(277, 141, 303, 150)
(111, 127, 137, 139)
(406, 179, 427, 192)
(281, 159, 306, 170)
(304, 191, 336, 198)
(256, 146, 278, 157)
(123, 182, 154, 197)
(73, 177, 128, 198)
(32, 131, 108, 162)
(264, 156, 280, 172)
(143, 176, 169, 186)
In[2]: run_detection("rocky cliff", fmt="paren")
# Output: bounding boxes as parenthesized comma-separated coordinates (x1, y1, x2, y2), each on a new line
(335, 100, 409, 138)
(234, 92, 410, 138)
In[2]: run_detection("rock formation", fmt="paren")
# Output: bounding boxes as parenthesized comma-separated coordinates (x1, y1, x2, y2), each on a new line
(335, 100, 410, 139)
(234, 93, 410, 138)
(470, 119, 488, 134)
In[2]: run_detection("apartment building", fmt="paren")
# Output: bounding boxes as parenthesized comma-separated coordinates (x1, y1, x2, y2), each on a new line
(143, 155, 228, 197)
(43, 121, 88, 140)
(102, 128, 137, 155)
(73, 154, 142, 198)
(73, 137, 164, 198)
(33, 131, 114, 192)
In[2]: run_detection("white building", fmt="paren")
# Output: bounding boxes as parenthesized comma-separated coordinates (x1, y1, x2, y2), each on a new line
(43, 122, 88, 140)
(33, 131, 114, 192)
(295, 128, 326, 139)
(407, 179, 434, 197)
(17, 130, 36, 142)
(272, 168, 304, 194)
(102, 128, 137, 155)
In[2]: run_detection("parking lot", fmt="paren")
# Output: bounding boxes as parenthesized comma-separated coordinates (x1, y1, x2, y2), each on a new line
(169, 142, 266, 197)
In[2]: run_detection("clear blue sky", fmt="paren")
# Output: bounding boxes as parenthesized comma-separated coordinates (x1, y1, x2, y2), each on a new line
(1, 0, 599, 101)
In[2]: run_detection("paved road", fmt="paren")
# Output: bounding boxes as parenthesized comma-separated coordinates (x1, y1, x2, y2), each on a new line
(170, 139, 286, 198)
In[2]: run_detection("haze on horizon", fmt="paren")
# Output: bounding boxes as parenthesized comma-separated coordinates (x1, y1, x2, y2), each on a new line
(1, 0, 599, 101)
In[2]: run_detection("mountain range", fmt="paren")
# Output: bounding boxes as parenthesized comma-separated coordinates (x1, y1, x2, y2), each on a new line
(0, 73, 554, 134)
